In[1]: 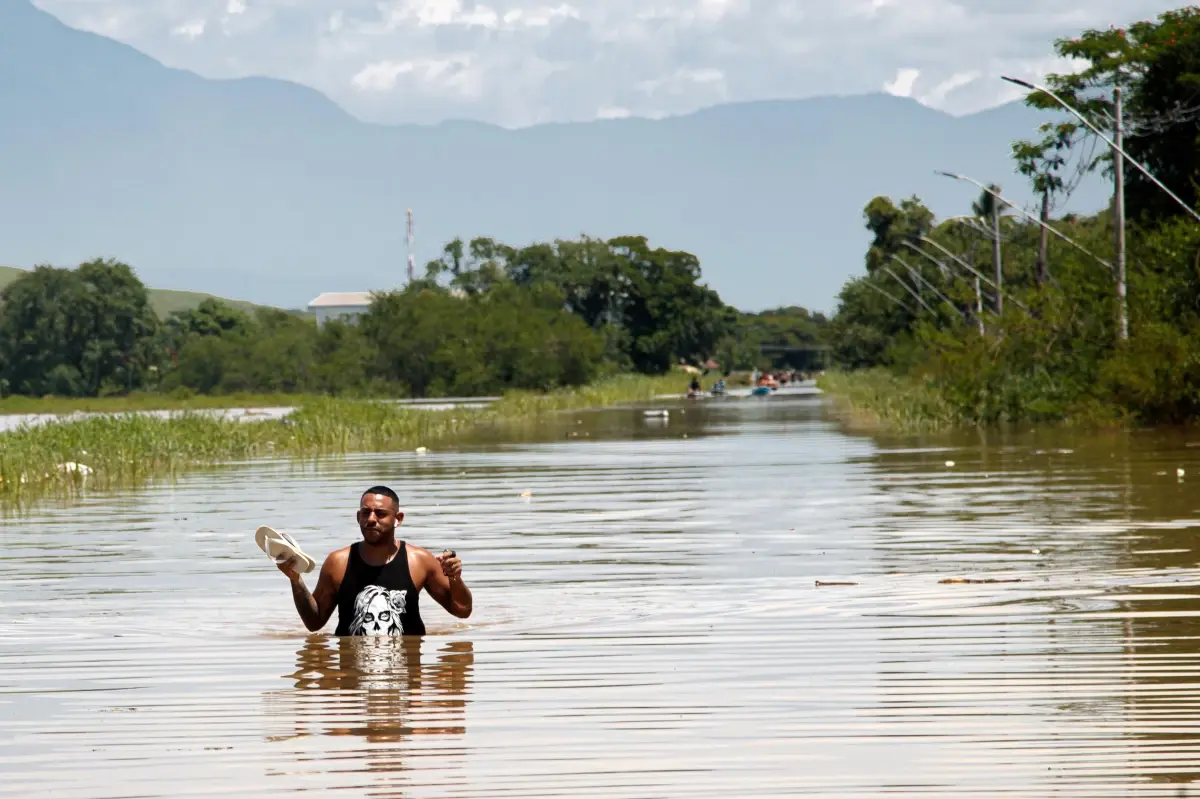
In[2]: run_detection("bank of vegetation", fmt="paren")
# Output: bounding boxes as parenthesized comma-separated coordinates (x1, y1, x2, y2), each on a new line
(0, 235, 827, 409)
(823, 8, 1200, 430)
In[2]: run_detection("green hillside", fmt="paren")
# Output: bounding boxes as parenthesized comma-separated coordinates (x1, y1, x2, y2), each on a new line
(0, 265, 275, 318)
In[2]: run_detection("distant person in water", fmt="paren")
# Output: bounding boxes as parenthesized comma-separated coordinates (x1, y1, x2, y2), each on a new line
(277, 485, 472, 636)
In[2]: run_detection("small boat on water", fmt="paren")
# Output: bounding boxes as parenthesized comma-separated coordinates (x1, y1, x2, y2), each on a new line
(750, 372, 779, 396)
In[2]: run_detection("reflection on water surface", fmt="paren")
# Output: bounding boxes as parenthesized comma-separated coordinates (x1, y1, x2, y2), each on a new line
(2, 394, 1200, 796)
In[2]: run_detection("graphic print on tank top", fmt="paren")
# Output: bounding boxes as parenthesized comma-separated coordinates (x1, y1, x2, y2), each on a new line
(335, 541, 426, 636)
(348, 584, 409, 636)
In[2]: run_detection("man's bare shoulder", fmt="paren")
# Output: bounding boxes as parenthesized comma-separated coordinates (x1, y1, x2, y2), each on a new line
(404, 542, 440, 574)
(406, 542, 434, 558)
(321, 545, 353, 573)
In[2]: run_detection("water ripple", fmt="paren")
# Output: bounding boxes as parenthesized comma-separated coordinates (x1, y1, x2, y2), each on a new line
(2, 398, 1200, 796)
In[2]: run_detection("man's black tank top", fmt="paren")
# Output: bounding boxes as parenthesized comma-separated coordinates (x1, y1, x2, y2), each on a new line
(334, 541, 426, 636)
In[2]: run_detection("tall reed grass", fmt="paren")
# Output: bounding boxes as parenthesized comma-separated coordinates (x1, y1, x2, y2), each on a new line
(0, 374, 684, 509)
(818, 369, 959, 431)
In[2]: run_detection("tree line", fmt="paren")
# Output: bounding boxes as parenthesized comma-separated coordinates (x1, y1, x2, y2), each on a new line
(828, 8, 1200, 425)
(0, 235, 828, 398)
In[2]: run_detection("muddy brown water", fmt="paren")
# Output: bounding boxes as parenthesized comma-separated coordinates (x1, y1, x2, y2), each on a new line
(3, 394, 1200, 797)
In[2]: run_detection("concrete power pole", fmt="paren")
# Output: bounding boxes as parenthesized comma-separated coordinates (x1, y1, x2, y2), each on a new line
(1036, 186, 1050, 287)
(406, 208, 415, 284)
(1113, 88, 1129, 341)
(974, 277, 984, 335)
(991, 191, 1003, 314)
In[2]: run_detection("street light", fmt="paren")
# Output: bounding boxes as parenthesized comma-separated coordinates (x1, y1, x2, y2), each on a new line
(880, 264, 936, 315)
(891, 254, 967, 320)
(936, 171, 1114, 272)
(899, 245, 986, 332)
(944, 215, 1002, 240)
(1001, 76, 1200, 226)
(909, 238, 1031, 312)
(862, 280, 911, 312)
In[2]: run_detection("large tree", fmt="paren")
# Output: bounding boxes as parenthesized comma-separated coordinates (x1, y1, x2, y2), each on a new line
(1019, 7, 1200, 223)
(425, 234, 732, 374)
(0, 259, 159, 396)
(863, 196, 936, 274)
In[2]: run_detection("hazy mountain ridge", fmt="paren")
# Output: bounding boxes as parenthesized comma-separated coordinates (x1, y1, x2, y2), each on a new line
(0, 0, 1106, 312)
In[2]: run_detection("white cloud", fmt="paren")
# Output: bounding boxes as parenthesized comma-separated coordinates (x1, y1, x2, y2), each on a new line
(921, 71, 979, 106)
(352, 55, 479, 96)
(596, 106, 631, 119)
(33, 0, 1187, 127)
(504, 5, 579, 27)
(170, 19, 207, 39)
(351, 60, 410, 92)
(883, 67, 919, 98)
(378, 0, 503, 29)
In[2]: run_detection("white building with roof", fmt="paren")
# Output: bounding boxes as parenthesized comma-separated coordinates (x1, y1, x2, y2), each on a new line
(308, 291, 374, 327)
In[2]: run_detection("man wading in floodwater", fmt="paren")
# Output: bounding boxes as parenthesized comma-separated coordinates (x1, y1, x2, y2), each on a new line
(277, 486, 473, 635)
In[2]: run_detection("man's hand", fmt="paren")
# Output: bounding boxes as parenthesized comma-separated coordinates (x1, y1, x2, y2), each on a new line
(276, 555, 304, 583)
(437, 550, 463, 580)
(428, 549, 471, 618)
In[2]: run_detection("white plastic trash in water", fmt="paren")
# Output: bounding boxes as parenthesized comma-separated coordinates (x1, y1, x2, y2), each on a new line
(643, 410, 669, 418)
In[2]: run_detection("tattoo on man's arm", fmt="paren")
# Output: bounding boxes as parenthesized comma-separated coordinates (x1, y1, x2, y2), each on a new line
(291, 579, 322, 629)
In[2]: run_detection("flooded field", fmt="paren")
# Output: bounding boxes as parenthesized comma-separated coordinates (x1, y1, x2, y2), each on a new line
(3, 393, 1200, 797)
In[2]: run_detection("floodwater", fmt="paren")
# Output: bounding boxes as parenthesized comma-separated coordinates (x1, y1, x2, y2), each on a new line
(3, 393, 1200, 797)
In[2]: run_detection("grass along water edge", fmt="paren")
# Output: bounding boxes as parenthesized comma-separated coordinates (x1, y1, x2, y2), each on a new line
(818, 369, 960, 432)
(817, 369, 1137, 431)
(0, 374, 686, 510)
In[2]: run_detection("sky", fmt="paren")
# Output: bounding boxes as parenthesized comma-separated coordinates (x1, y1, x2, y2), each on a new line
(35, 0, 1182, 127)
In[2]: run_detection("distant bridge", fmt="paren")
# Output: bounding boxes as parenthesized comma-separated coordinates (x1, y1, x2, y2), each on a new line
(757, 343, 829, 368)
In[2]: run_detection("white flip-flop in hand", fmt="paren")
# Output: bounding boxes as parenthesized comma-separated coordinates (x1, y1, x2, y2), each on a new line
(255, 526, 317, 574)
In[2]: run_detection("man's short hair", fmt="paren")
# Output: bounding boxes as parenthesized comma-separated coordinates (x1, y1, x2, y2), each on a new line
(362, 485, 401, 510)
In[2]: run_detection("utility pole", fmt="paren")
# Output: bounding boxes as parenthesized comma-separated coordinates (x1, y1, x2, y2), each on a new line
(1113, 88, 1129, 341)
(991, 189, 1003, 314)
(974, 277, 984, 335)
(1036, 186, 1050, 287)
(406, 208, 415, 284)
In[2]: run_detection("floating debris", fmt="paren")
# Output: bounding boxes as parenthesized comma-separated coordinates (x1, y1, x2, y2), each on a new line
(815, 580, 858, 587)
(944, 460, 956, 468)
(55, 462, 93, 476)
(415, 446, 428, 455)
(939, 577, 1029, 585)
(643, 410, 670, 418)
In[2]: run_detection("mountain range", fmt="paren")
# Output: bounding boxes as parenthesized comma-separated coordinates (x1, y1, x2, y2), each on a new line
(0, 0, 1108, 313)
